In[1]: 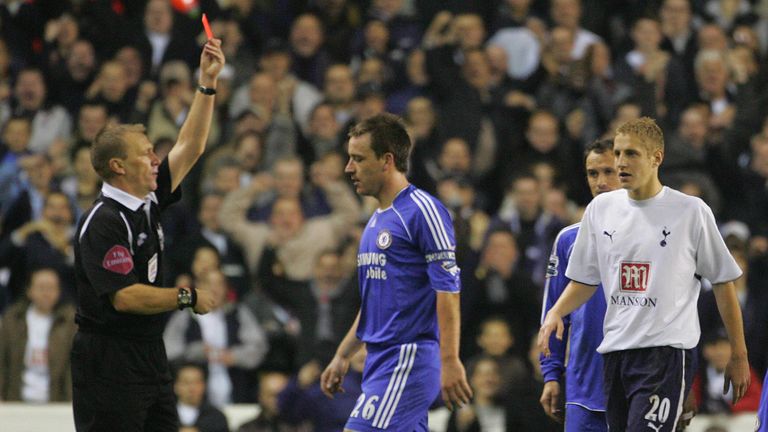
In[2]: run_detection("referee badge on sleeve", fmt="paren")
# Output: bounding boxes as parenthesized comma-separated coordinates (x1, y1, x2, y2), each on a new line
(102, 245, 134, 275)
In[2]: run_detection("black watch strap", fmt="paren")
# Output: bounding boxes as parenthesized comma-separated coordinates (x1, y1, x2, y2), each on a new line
(178, 287, 197, 310)
(189, 286, 197, 309)
(197, 85, 216, 95)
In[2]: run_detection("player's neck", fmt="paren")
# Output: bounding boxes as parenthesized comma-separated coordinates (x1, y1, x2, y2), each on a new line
(376, 174, 409, 209)
(628, 178, 663, 201)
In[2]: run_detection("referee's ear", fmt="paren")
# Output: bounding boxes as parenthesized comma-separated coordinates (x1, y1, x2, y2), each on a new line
(109, 158, 126, 176)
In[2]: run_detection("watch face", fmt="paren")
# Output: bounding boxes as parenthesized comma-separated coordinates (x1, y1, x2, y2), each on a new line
(179, 289, 192, 307)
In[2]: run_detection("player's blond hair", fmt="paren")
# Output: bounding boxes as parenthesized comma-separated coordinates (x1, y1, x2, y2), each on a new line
(616, 117, 665, 152)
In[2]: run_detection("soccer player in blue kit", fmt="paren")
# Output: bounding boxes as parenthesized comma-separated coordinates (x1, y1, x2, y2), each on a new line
(320, 114, 472, 431)
(759, 376, 768, 432)
(539, 138, 620, 431)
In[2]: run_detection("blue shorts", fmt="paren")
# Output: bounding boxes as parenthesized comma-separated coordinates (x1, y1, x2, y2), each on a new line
(603, 347, 693, 432)
(345, 341, 440, 431)
(757, 371, 768, 432)
(565, 404, 607, 432)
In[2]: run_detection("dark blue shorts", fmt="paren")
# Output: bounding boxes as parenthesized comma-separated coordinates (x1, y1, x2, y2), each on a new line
(603, 347, 693, 432)
(565, 404, 607, 432)
(345, 341, 440, 431)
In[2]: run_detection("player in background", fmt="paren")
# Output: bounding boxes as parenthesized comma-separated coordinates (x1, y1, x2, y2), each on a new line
(320, 114, 472, 431)
(539, 138, 620, 431)
(539, 117, 750, 432)
(758, 378, 768, 432)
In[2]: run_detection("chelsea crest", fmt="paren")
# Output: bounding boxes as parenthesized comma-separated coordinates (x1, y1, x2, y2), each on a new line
(376, 230, 392, 249)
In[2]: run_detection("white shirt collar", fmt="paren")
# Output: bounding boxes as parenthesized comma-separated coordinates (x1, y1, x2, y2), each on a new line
(101, 182, 157, 211)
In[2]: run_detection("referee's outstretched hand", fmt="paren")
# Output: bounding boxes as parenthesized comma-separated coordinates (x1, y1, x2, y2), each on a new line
(193, 289, 218, 314)
(199, 38, 225, 82)
(724, 356, 751, 403)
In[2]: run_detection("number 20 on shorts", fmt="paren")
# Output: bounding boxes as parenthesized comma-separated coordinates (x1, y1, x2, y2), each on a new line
(645, 394, 671, 431)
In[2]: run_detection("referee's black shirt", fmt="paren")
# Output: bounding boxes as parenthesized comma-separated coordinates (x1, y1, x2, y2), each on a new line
(74, 158, 181, 340)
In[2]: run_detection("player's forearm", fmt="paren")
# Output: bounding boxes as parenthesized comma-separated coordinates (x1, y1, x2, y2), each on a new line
(541, 275, 571, 372)
(335, 311, 364, 359)
(111, 284, 179, 314)
(436, 291, 461, 361)
(550, 281, 597, 318)
(540, 324, 569, 382)
(712, 281, 748, 358)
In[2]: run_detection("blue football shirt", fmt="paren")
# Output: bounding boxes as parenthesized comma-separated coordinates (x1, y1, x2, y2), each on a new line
(540, 222, 607, 411)
(356, 185, 461, 345)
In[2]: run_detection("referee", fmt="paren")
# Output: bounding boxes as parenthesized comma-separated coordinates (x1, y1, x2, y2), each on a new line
(71, 39, 224, 431)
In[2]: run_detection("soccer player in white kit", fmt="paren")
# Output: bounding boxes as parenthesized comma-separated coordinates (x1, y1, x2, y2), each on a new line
(538, 117, 751, 432)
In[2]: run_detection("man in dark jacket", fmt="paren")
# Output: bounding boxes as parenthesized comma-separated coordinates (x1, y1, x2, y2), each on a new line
(174, 363, 229, 432)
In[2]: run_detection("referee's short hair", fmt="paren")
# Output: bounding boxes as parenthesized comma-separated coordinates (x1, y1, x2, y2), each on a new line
(91, 124, 146, 181)
(348, 113, 411, 173)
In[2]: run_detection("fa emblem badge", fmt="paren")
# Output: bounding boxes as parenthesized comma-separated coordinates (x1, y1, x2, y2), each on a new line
(376, 230, 392, 249)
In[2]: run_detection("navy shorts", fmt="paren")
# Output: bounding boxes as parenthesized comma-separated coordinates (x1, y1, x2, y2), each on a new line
(603, 347, 693, 432)
(565, 404, 607, 432)
(345, 341, 440, 431)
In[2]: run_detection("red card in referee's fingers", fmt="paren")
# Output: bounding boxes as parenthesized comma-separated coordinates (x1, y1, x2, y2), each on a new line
(202, 13, 213, 40)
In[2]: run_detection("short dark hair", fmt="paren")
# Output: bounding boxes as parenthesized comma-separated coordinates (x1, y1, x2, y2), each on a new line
(584, 138, 614, 161)
(348, 113, 411, 173)
(234, 130, 263, 151)
(173, 362, 208, 381)
(465, 354, 500, 379)
(26, 267, 60, 292)
(91, 124, 145, 181)
(79, 101, 108, 116)
(483, 227, 518, 250)
(507, 170, 538, 191)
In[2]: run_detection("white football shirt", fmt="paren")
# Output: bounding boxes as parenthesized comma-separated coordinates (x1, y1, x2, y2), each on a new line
(566, 187, 742, 353)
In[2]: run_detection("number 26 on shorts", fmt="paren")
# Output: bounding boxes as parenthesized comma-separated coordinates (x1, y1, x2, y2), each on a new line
(351, 393, 380, 420)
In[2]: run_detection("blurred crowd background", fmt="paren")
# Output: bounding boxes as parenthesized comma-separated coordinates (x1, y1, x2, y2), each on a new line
(0, 0, 767, 430)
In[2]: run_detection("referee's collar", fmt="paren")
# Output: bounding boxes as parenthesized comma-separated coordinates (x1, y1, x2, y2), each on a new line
(101, 182, 157, 211)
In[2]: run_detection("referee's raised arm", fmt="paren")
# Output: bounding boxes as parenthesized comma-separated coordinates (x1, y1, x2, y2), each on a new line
(167, 38, 225, 192)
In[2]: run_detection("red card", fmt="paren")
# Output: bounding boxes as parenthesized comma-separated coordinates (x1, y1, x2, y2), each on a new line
(202, 13, 213, 40)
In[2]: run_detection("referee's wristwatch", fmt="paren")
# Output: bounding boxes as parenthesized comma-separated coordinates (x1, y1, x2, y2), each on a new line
(177, 287, 197, 310)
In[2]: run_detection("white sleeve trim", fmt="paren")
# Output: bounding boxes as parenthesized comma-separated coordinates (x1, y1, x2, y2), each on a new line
(78, 202, 105, 242)
(410, 191, 451, 250)
(433, 287, 460, 293)
(119, 211, 134, 255)
(391, 205, 412, 241)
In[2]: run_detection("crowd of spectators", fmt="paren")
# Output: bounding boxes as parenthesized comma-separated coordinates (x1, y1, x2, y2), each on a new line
(0, 0, 767, 430)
